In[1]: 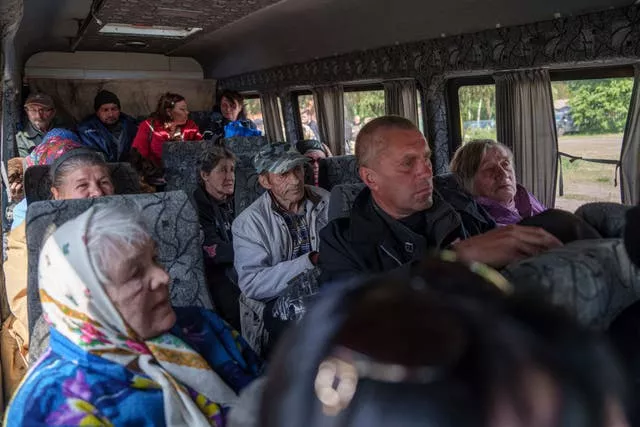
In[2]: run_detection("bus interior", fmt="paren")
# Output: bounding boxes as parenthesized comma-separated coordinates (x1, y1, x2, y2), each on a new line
(1, 0, 640, 422)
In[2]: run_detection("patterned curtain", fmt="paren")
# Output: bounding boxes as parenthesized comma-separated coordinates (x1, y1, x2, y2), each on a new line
(384, 80, 419, 125)
(494, 69, 558, 208)
(312, 85, 345, 155)
(259, 92, 285, 143)
(620, 64, 640, 205)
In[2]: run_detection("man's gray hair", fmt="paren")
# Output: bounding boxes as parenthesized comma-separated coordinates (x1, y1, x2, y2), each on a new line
(85, 205, 152, 285)
(449, 139, 513, 194)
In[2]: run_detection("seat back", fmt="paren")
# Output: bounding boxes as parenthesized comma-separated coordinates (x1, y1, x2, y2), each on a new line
(502, 239, 640, 329)
(328, 183, 366, 221)
(221, 136, 269, 168)
(26, 191, 212, 336)
(163, 141, 217, 195)
(318, 155, 360, 191)
(24, 163, 141, 203)
(575, 202, 631, 239)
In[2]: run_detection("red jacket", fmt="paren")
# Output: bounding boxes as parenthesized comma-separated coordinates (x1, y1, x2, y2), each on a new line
(132, 119, 202, 166)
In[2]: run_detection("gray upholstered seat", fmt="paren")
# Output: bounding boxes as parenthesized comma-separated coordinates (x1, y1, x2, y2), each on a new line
(222, 136, 269, 168)
(24, 163, 141, 203)
(318, 155, 360, 191)
(328, 183, 366, 221)
(163, 141, 217, 195)
(502, 238, 640, 329)
(574, 202, 631, 239)
(26, 191, 212, 337)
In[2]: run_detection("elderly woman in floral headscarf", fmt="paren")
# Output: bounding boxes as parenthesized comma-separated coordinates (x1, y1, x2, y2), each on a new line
(5, 205, 263, 426)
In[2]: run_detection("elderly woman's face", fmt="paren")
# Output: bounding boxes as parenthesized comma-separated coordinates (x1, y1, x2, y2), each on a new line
(104, 238, 175, 340)
(51, 165, 115, 200)
(221, 96, 242, 121)
(201, 158, 235, 200)
(473, 147, 517, 205)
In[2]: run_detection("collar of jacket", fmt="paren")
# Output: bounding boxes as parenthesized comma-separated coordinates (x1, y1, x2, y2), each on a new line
(348, 187, 464, 260)
(24, 121, 45, 139)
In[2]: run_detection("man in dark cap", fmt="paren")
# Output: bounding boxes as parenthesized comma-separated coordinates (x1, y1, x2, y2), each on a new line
(233, 143, 330, 351)
(15, 93, 63, 156)
(77, 90, 138, 162)
(296, 139, 332, 186)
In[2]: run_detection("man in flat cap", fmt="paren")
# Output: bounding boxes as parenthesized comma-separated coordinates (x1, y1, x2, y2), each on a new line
(233, 143, 330, 348)
(233, 143, 330, 300)
(15, 93, 62, 157)
(77, 90, 138, 162)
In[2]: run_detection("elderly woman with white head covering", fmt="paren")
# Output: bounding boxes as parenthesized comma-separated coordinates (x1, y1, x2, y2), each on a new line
(5, 206, 263, 426)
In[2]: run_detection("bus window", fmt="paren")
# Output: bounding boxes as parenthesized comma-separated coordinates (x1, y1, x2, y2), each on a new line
(552, 78, 633, 211)
(244, 97, 265, 134)
(297, 94, 320, 141)
(458, 84, 496, 143)
(344, 89, 385, 155)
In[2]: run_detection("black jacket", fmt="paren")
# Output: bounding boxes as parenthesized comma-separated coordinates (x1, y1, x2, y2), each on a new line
(318, 184, 495, 285)
(193, 185, 235, 266)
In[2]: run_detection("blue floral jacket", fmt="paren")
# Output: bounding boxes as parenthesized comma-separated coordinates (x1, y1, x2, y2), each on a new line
(5, 307, 263, 426)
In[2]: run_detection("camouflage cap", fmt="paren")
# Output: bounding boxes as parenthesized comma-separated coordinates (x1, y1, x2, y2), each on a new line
(253, 143, 310, 174)
(24, 93, 55, 109)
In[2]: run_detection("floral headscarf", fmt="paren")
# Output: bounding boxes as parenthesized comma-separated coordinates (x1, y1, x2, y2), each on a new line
(38, 206, 239, 426)
(25, 128, 82, 168)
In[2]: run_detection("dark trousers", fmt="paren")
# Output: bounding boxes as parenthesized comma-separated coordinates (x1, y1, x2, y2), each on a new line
(205, 267, 242, 332)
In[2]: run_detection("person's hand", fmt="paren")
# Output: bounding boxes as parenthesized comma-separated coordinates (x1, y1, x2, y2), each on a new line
(9, 181, 23, 202)
(309, 251, 320, 266)
(453, 225, 562, 268)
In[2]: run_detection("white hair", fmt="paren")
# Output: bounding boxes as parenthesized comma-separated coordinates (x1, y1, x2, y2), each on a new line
(85, 205, 152, 285)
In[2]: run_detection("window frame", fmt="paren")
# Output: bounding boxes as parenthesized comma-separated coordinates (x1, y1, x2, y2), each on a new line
(446, 65, 635, 154)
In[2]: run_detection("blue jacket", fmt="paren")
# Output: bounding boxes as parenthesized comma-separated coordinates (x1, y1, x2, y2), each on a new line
(77, 114, 138, 162)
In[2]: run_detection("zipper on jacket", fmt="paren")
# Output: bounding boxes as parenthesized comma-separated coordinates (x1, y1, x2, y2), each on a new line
(380, 245, 403, 267)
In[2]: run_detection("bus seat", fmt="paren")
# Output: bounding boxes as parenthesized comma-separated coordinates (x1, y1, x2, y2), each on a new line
(25, 191, 212, 337)
(190, 111, 214, 135)
(221, 136, 269, 166)
(328, 183, 366, 221)
(318, 155, 360, 191)
(163, 140, 218, 195)
(502, 238, 640, 329)
(575, 202, 630, 238)
(28, 314, 49, 365)
(24, 163, 141, 203)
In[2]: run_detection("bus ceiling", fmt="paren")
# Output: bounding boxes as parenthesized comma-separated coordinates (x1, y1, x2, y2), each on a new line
(2, 0, 635, 80)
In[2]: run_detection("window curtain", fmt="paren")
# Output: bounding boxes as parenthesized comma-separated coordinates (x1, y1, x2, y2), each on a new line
(494, 69, 558, 208)
(384, 80, 419, 125)
(260, 92, 285, 142)
(620, 64, 640, 205)
(312, 85, 345, 155)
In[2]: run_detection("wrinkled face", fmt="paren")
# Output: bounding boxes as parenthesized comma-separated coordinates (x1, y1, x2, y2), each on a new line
(51, 165, 115, 200)
(304, 150, 326, 183)
(473, 146, 517, 205)
(201, 158, 235, 200)
(103, 239, 175, 340)
(25, 104, 55, 132)
(97, 103, 121, 126)
(260, 165, 305, 209)
(361, 128, 433, 218)
(221, 96, 242, 121)
(169, 100, 189, 125)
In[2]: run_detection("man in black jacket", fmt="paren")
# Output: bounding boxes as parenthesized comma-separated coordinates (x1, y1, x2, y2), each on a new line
(318, 116, 562, 284)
